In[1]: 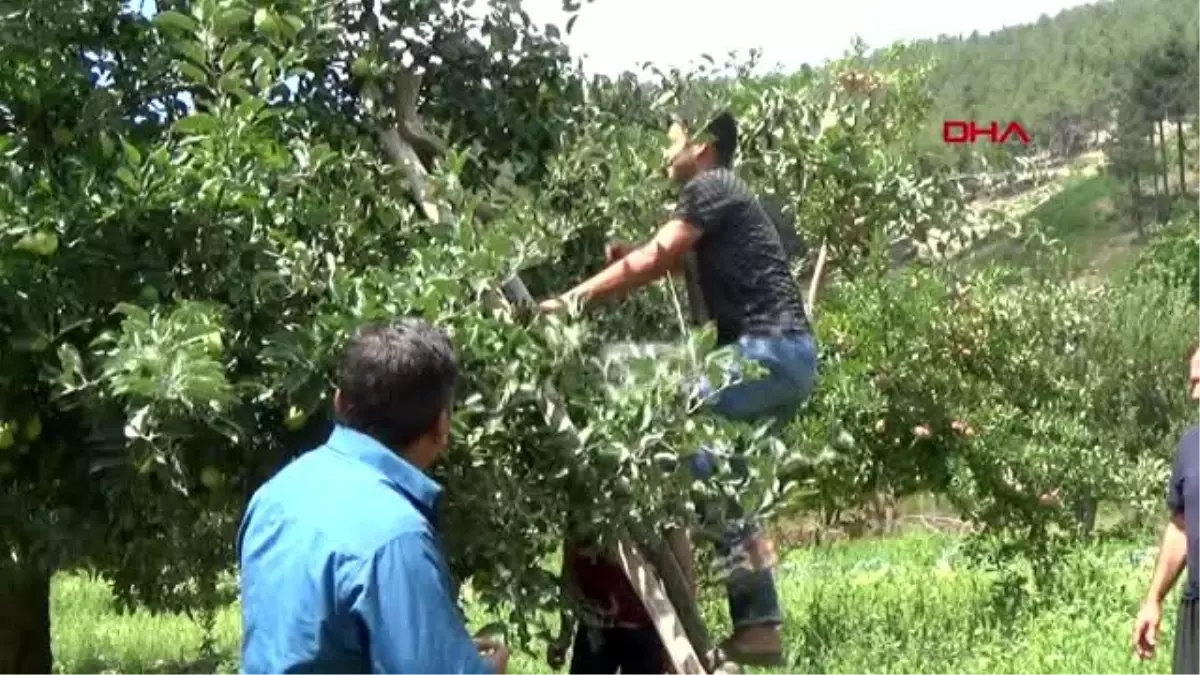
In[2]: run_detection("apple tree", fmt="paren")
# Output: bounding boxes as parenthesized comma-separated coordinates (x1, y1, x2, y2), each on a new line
(0, 0, 801, 668)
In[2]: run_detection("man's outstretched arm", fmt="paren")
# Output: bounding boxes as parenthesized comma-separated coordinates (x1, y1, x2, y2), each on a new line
(558, 219, 701, 306)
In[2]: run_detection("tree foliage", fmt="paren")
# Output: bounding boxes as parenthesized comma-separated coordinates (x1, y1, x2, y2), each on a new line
(0, 0, 1194, 666)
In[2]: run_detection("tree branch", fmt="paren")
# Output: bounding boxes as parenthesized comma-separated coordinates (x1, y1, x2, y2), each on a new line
(805, 240, 829, 316)
(374, 67, 444, 223)
(389, 68, 446, 168)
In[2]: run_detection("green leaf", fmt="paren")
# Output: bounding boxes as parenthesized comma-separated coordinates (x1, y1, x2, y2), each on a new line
(174, 40, 207, 67)
(213, 7, 252, 37)
(252, 8, 270, 29)
(281, 14, 305, 37)
(250, 45, 277, 76)
(254, 64, 273, 91)
(120, 139, 142, 167)
(98, 133, 115, 159)
(217, 70, 249, 96)
(253, 8, 282, 41)
(220, 41, 251, 71)
(153, 10, 199, 33)
(178, 61, 209, 84)
(115, 166, 138, 190)
(175, 113, 220, 135)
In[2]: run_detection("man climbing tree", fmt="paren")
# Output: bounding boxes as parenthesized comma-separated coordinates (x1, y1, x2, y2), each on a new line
(539, 111, 819, 666)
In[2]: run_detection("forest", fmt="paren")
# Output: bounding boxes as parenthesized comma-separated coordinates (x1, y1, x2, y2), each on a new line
(904, 0, 1198, 175)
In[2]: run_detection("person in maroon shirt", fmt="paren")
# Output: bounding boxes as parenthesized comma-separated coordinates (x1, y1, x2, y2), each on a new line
(547, 539, 668, 674)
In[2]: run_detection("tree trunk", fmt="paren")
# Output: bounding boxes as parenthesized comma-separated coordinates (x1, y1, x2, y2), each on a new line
(1149, 131, 1164, 197)
(1131, 166, 1144, 239)
(0, 568, 53, 674)
(1157, 119, 1170, 200)
(1077, 497, 1098, 539)
(1176, 118, 1187, 195)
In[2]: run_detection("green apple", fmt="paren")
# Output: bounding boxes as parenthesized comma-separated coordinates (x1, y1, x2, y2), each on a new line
(0, 423, 15, 451)
(351, 57, 372, 78)
(23, 416, 41, 442)
(284, 406, 306, 431)
(199, 466, 224, 490)
(138, 285, 160, 304)
(201, 331, 222, 351)
(14, 231, 58, 256)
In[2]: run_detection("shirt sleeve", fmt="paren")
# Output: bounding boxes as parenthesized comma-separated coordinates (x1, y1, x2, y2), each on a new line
(1166, 449, 1185, 511)
(671, 173, 732, 235)
(350, 531, 493, 674)
(1167, 430, 1194, 514)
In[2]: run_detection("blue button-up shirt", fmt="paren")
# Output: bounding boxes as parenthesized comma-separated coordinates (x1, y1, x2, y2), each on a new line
(238, 425, 491, 674)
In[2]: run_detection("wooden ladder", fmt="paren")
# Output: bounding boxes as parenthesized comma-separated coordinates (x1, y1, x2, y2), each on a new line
(372, 67, 716, 673)
(498, 278, 716, 675)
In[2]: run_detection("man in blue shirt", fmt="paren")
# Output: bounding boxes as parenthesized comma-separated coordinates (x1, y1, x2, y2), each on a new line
(238, 319, 506, 674)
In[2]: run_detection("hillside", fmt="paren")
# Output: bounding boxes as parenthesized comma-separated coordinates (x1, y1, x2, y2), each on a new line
(863, 0, 1200, 276)
(889, 0, 1199, 162)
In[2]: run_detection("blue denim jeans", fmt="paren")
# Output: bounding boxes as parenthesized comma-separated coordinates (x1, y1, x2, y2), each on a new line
(686, 331, 818, 631)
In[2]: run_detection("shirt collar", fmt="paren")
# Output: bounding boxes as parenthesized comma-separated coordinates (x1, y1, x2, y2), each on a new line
(325, 425, 443, 521)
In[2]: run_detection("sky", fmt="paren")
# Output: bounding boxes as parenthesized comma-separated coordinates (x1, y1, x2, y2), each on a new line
(517, 0, 1102, 76)
(129, 0, 1102, 77)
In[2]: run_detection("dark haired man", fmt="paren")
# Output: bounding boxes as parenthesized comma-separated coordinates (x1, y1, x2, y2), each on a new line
(238, 319, 506, 674)
(538, 112, 818, 665)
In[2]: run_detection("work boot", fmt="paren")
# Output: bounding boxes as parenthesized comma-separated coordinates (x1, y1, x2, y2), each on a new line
(718, 534, 784, 667)
(719, 624, 783, 667)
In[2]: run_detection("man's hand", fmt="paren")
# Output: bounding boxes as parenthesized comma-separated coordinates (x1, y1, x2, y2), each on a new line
(538, 297, 569, 314)
(605, 241, 635, 265)
(475, 636, 510, 674)
(1133, 599, 1162, 660)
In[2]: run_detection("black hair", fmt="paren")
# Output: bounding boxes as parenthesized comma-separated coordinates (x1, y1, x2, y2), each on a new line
(703, 111, 738, 167)
(334, 318, 458, 450)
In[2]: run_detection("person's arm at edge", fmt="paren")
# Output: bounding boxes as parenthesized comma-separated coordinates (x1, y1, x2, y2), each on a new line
(1134, 513, 1187, 659)
(350, 531, 498, 674)
(1134, 442, 1189, 659)
(561, 219, 702, 306)
(1145, 514, 1188, 606)
(1147, 441, 1190, 606)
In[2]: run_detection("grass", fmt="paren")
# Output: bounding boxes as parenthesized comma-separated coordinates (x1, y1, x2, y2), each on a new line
(969, 173, 1131, 273)
(1025, 174, 1122, 243)
(50, 532, 1179, 674)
